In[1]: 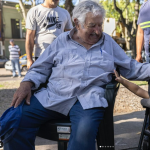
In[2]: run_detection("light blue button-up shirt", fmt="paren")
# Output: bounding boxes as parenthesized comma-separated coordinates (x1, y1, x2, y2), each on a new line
(22, 28, 150, 115)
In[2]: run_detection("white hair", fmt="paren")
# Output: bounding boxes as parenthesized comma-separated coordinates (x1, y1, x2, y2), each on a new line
(72, 0, 105, 25)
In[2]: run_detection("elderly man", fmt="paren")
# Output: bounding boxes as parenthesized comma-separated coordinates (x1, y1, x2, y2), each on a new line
(1, 0, 150, 150)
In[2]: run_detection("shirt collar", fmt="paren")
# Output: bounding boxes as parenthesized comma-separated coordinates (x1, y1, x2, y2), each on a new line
(67, 27, 105, 46)
(67, 27, 76, 40)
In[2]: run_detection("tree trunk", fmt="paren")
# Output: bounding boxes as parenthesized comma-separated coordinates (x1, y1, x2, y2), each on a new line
(113, 0, 139, 58)
(18, 0, 36, 21)
(65, 0, 74, 16)
(19, 0, 27, 21)
(113, 0, 131, 38)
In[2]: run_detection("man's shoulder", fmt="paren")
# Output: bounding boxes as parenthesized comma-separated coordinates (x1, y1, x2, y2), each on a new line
(57, 6, 67, 12)
(28, 4, 41, 13)
(139, 0, 150, 13)
(52, 31, 70, 45)
(15, 45, 19, 48)
(103, 32, 113, 41)
(138, 0, 150, 25)
(56, 6, 69, 14)
(57, 31, 69, 40)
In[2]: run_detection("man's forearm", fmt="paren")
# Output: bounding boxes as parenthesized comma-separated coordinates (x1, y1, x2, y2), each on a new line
(136, 25, 144, 57)
(26, 37, 34, 61)
(25, 29, 35, 61)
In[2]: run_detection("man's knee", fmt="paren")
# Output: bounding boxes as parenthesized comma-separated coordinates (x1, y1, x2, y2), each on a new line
(72, 116, 100, 140)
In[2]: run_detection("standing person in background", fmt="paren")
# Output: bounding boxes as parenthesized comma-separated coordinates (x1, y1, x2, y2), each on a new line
(25, 0, 73, 69)
(136, 0, 150, 63)
(9, 39, 22, 78)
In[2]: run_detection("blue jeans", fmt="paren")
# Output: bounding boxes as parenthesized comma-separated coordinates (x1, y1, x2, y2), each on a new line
(10, 59, 21, 77)
(3, 96, 105, 150)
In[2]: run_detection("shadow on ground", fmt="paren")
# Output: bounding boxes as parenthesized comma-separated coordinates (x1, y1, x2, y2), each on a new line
(114, 110, 145, 150)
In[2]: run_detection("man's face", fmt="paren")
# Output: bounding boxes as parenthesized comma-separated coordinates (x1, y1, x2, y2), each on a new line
(10, 41, 14, 46)
(78, 12, 103, 45)
(48, 0, 59, 6)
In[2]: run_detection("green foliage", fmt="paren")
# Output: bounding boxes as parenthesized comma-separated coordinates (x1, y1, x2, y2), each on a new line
(99, 0, 139, 22)
(59, 4, 65, 9)
(15, 4, 21, 12)
(100, 0, 119, 20)
(0, 84, 4, 88)
(130, 80, 148, 86)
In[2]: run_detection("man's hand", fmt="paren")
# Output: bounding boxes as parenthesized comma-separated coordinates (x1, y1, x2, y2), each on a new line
(27, 59, 34, 69)
(136, 55, 143, 63)
(11, 81, 34, 108)
(114, 70, 123, 83)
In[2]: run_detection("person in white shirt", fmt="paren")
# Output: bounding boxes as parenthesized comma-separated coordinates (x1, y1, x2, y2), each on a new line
(25, 0, 73, 69)
(8, 39, 22, 78)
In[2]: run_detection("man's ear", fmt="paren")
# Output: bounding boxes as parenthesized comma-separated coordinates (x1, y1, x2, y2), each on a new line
(74, 18, 80, 30)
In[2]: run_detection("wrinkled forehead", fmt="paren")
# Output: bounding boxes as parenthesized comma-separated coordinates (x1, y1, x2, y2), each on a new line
(85, 12, 103, 24)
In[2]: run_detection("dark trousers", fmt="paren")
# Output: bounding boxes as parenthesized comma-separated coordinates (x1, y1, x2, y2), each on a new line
(4, 96, 105, 150)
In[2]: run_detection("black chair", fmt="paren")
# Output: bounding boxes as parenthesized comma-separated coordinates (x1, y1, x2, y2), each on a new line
(0, 140, 3, 148)
(37, 77, 120, 150)
(0, 76, 120, 150)
(138, 81, 150, 150)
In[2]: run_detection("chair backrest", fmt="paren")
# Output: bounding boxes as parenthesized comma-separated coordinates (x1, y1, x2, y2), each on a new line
(0, 140, 3, 148)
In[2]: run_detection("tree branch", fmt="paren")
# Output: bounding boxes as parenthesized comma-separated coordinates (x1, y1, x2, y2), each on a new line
(65, 0, 74, 16)
(19, 0, 27, 21)
(113, 0, 132, 38)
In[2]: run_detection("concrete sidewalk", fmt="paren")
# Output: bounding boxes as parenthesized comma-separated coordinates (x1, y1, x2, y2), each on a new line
(114, 111, 144, 150)
(0, 68, 26, 77)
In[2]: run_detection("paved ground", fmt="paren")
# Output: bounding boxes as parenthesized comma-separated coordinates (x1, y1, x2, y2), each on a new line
(0, 68, 146, 150)
(114, 111, 144, 150)
(0, 68, 26, 80)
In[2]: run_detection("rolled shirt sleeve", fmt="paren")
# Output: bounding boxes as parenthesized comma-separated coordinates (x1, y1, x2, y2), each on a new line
(22, 42, 57, 90)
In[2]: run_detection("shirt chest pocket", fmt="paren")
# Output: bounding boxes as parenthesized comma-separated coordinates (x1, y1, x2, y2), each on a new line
(49, 78, 73, 97)
(56, 79, 73, 97)
(56, 79, 73, 90)
(101, 51, 114, 71)
(92, 50, 114, 72)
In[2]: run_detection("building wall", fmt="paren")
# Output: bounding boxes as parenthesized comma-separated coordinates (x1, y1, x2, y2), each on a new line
(3, 5, 23, 38)
(3, 5, 26, 58)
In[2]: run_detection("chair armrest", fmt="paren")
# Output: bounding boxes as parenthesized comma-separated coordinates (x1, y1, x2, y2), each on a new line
(106, 80, 120, 89)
